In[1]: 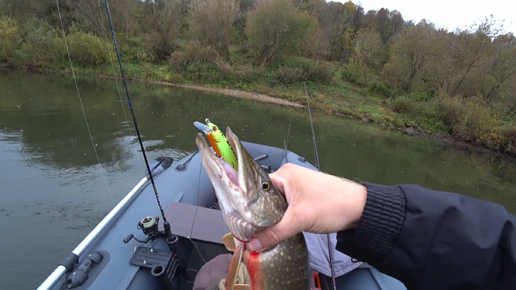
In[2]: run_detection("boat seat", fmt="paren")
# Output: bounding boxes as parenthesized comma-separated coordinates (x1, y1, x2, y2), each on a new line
(158, 201, 230, 244)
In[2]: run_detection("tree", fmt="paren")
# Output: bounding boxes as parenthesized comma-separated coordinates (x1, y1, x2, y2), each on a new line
(135, 0, 183, 61)
(449, 18, 498, 96)
(189, 0, 238, 61)
(245, 0, 315, 64)
(316, 1, 356, 61)
(479, 33, 516, 103)
(111, 0, 139, 37)
(352, 27, 383, 84)
(382, 20, 442, 92)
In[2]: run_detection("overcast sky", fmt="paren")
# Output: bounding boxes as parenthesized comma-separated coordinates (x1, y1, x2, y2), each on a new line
(334, 0, 515, 34)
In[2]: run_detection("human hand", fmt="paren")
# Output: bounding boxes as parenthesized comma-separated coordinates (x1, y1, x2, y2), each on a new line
(247, 163, 367, 252)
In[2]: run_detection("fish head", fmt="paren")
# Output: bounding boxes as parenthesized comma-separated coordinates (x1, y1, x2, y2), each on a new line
(195, 127, 287, 242)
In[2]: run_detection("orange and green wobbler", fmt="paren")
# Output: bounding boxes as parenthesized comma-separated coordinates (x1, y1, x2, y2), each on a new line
(194, 118, 238, 170)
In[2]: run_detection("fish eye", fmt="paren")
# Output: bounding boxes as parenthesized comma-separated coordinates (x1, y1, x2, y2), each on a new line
(212, 126, 217, 131)
(262, 182, 270, 190)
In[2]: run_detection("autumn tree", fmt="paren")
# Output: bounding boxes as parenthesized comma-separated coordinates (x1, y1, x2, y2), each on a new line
(316, 1, 357, 61)
(301, 19, 329, 62)
(135, 0, 183, 61)
(234, 0, 258, 41)
(449, 17, 502, 97)
(189, 0, 238, 61)
(245, 0, 315, 64)
(420, 29, 455, 93)
(351, 28, 383, 84)
(382, 20, 443, 92)
(109, 0, 139, 37)
(479, 33, 516, 103)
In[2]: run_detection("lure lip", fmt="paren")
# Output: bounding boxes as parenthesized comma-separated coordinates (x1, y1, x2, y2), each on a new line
(194, 121, 212, 134)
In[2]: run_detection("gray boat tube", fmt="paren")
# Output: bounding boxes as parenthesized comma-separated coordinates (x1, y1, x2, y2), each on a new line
(37, 157, 173, 290)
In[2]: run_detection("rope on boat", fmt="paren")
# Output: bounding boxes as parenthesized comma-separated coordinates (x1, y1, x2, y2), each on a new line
(304, 83, 337, 290)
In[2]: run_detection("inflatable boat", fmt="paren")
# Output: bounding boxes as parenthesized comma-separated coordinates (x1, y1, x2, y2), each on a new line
(37, 141, 407, 290)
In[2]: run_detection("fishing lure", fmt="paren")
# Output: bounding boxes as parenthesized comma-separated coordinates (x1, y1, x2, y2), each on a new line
(194, 118, 238, 170)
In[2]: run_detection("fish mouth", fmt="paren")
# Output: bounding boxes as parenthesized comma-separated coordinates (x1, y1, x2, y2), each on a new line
(195, 127, 261, 242)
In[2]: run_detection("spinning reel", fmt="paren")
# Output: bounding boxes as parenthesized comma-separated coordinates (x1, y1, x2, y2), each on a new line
(123, 216, 162, 244)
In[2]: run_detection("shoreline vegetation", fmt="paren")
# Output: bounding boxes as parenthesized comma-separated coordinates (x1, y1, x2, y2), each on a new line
(1, 0, 515, 157)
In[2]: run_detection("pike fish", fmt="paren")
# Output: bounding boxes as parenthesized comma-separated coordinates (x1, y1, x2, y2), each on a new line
(195, 127, 311, 290)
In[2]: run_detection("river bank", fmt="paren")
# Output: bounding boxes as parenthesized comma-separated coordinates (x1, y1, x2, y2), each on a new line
(6, 65, 514, 159)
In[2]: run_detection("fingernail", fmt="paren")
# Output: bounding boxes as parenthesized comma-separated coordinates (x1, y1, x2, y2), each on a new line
(248, 238, 263, 252)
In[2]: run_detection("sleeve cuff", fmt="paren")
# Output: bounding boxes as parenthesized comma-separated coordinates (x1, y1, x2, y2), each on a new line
(337, 182, 406, 261)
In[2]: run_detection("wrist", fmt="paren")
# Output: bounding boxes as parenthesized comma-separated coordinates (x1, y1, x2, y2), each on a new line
(349, 182, 367, 229)
(342, 183, 406, 259)
(337, 178, 367, 231)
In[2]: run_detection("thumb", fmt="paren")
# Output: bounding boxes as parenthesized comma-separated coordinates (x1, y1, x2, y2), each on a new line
(247, 210, 300, 252)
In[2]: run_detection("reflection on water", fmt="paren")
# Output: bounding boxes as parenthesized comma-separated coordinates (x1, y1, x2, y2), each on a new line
(1, 69, 516, 290)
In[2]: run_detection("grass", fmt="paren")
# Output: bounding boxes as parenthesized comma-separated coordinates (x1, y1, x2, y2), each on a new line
(32, 58, 516, 158)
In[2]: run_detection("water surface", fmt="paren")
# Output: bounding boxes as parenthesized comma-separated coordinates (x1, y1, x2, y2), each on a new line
(1, 70, 515, 290)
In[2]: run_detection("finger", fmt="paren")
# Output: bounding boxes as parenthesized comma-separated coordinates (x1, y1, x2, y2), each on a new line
(269, 172, 286, 193)
(248, 209, 302, 252)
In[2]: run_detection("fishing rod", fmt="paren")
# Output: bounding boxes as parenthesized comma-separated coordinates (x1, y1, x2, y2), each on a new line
(102, 0, 174, 241)
(304, 83, 337, 290)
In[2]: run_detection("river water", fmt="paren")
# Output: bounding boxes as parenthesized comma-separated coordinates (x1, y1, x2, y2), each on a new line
(1, 69, 515, 290)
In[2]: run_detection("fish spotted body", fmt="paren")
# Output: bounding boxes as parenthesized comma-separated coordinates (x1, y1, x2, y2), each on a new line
(245, 234, 311, 290)
(195, 126, 311, 290)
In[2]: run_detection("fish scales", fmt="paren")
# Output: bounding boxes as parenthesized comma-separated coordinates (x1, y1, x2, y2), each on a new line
(245, 234, 310, 290)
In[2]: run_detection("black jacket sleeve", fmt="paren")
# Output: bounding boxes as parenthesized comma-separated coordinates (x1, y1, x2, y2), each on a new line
(335, 182, 516, 290)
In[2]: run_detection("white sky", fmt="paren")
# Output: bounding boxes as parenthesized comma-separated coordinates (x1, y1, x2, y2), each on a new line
(333, 0, 515, 34)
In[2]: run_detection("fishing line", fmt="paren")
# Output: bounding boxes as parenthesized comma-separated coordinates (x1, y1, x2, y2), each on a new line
(283, 110, 295, 163)
(304, 84, 320, 170)
(304, 83, 337, 290)
(102, 0, 172, 235)
(95, 0, 145, 176)
(192, 150, 203, 238)
(55, 0, 116, 209)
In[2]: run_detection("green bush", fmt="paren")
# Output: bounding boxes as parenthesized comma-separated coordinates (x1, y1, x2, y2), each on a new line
(274, 65, 304, 84)
(0, 16, 22, 62)
(304, 61, 334, 83)
(341, 64, 363, 85)
(228, 64, 265, 84)
(273, 61, 333, 85)
(11, 18, 64, 67)
(184, 62, 223, 83)
(391, 96, 416, 114)
(498, 126, 516, 154)
(368, 79, 392, 97)
(67, 31, 110, 67)
(117, 35, 154, 64)
(170, 41, 219, 67)
(437, 96, 498, 143)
